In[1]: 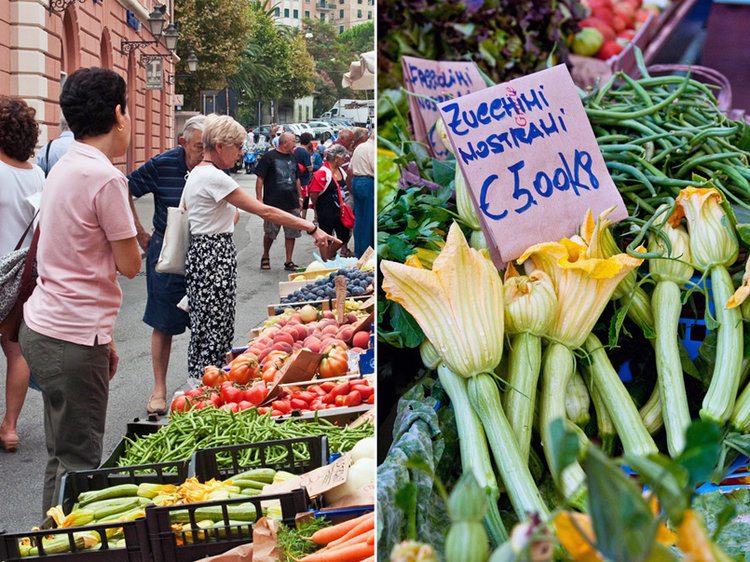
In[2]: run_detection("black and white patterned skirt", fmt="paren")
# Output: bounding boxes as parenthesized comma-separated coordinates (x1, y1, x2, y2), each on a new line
(185, 233, 237, 379)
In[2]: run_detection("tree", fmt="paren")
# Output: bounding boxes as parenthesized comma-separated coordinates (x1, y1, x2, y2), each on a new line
(174, 0, 253, 110)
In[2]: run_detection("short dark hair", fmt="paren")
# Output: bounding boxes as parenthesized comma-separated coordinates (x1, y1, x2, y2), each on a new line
(299, 132, 313, 145)
(0, 96, 40, 162)
(60, 67, 127, 139)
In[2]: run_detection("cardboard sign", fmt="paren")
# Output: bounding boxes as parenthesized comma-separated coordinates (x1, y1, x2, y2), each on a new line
(262, 453, 350, 498)
(437, 64, 627, 264)
(402, 56, 487, 159)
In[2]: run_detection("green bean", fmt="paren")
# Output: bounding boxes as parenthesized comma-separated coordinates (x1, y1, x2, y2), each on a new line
(586, 75, 690, 120)
(676, 152, 744, 178)
(606, 161, 656, 196)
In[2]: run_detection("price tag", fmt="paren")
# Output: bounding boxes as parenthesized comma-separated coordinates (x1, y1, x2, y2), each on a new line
(402, 56, 487, 159)
(437, 64, 627, 264)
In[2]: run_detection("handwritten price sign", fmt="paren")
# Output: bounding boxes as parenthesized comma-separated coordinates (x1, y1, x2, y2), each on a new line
(401, 56, 487, 159)
(438, 64, 627, 264)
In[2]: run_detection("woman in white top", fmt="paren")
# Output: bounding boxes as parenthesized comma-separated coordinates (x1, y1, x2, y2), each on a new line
(0, 96, 44, 451)
(183, 115, 337, 379)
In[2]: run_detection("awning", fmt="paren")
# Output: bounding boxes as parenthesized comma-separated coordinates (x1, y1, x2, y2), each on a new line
(342, 50, 375, 91)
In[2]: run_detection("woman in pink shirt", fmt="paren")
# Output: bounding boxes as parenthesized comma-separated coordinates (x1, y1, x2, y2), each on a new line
(19, 68, 141, 513)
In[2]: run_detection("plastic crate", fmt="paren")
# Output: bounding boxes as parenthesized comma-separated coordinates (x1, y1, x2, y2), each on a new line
(191, 435, 329, 481)
(0, 518, 150, 561)
(313, 505, 374, 525)
(100, 420, 168, 469)
(145, 488, 310, 562)
(59, 461, 191, 515)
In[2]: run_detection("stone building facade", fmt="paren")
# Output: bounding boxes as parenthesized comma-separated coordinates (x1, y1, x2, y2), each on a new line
(0, 0, 178, 171)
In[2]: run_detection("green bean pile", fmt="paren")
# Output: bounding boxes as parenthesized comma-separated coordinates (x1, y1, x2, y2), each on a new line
(116, 409, 374, 468)
(584, 57, 750, 219)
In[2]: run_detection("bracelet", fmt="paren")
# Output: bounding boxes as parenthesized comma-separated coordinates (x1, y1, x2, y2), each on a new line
(307, 225, 318, 235)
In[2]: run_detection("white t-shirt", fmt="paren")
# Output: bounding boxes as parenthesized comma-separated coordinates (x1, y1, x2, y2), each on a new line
(0, 160, 44, 254)
(183, 164, 238, 235)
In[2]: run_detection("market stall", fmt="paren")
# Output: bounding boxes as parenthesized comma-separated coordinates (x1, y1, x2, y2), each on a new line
(377, 0, 750, 559)
(0, 258, 377, 562)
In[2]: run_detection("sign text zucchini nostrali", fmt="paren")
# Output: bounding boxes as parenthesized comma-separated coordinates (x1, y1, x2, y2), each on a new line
(437, 64, 627, 264)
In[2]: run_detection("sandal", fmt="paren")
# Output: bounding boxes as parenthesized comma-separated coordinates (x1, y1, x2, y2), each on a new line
(284, 261, 299, 272)
(260, 256, 271, 270)
(147, 395, 167, 415)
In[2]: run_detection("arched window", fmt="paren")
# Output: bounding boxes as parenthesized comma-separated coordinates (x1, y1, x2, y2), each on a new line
(100, 28, 113, 69)
(61, 8, 80, 76)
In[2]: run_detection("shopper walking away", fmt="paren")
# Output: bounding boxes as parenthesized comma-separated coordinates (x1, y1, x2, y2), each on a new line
(184, 115, 337, 379)
(36, 115, 74, 177)
(256, 132, 305, 271)
(294, 133, 314, 219)
(0, 96, 44, 452)
(350, 131, 375, 257)
(309, 144, 351, 261)
(19, 67, 141, 514)
(127, 115, 206, 415)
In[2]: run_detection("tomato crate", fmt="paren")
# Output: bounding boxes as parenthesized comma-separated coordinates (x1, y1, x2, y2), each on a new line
(190, 435, 329, 481)
(144, 488, 310, 562)
(100, 420, 169, 470)
(59, 461, 191, 515)
(0, 518, 150, 562)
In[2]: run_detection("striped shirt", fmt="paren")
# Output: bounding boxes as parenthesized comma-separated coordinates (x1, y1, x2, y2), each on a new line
(127, 146, 189, 234)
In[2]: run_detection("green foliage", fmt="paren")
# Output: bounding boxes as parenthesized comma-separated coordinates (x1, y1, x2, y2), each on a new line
(174, 0, 254, 110)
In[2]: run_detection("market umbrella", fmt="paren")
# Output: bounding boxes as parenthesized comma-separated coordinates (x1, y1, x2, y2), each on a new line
(342, 50, 375, 91)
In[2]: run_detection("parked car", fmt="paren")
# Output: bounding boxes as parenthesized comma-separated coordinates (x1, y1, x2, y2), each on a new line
(307, 120, 335, 141)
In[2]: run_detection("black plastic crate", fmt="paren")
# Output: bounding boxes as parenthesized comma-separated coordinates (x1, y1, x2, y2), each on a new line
(59, 460, 191, 515)
(145, 488, 309, 562)
(0, 518, 149, 561)
(191, 435, 329, 481)
(100, 420, 167, 469)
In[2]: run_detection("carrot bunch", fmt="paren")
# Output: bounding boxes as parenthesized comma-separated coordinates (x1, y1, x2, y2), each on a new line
(300, 511, 375, 562)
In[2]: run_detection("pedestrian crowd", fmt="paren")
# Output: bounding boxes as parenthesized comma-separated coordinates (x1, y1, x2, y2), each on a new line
(0, 66, 375, 516)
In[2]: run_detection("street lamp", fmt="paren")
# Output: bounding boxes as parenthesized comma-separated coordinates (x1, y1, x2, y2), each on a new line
(162, 23, 179, 51)
(146, 3, 167, 38)
(186, 52, 199, 73)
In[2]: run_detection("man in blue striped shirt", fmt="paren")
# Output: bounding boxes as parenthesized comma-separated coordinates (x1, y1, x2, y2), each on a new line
(127, 115, 205, 415)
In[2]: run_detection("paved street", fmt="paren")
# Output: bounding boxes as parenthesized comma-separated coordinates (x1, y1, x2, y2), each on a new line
(0, 172, 322, 531)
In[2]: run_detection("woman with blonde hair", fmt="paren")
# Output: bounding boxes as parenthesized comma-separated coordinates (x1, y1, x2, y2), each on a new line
(183, 114, 337, 379)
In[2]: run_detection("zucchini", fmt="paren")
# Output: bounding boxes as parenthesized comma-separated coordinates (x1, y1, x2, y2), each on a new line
(503, 332, 542, 459)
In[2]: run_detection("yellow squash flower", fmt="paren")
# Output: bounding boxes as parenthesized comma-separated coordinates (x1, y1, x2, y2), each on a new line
(381, 222, 504, 378)
(727, 255, 750, 310)
(649, 216, 694, 285)
(504, 264, 557, 336)
(676, 187, 738, 271)
(518, 216, 643, 349)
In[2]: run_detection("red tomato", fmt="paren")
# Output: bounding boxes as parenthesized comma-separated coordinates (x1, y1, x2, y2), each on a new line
(291, 398, 308, 410)
(244, 384, 267, 406)
(193, 400, 208, 410)
(258, 407, 271, 415)
(271, 409, 284, 417)
(171, 395, 189, 412)
(272, 400, 292, 414)
(221, 385, 243, 405)
(184, 388, 202, 398)
(202, 366, 228, 387)
(319, 381, 336, 393)
(335, 395, 346, 407)
(307, 384, 325, 396)
(209, 393, 223, 408)
(296, 391, 316, 403)
(323, 392, 335, 404)
(331, 382, 350, 397)
(344, 390, 362, 407)
(310, 400, 323, 410)
(318, 346, 349, 378)
(352, 384, 374, 399)
(237, 400, 254, 410)
(367, 393, 374, 404)
(228, 355, 259, 385)
(221, 402, 239, 412)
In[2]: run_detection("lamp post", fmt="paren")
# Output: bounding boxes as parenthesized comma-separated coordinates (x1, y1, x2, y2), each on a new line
(121, 3, 178, 55)
(166, 53, 199, 85)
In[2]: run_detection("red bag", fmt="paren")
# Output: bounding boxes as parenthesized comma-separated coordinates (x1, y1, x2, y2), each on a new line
(335, 177, 355, 230)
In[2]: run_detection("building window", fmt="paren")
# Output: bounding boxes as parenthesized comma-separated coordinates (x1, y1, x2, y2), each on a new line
(320, 13, 325, 20)
(339, 25, 344, 33)
(367, 10, 372, 18)
(284, 8, 289, 16)
(339, 9, 344, 17)
(293, 9, 298, 17)
(357, 9, 362, 17)
(275, 7, 280, 16)
(305, 10, 310, 17)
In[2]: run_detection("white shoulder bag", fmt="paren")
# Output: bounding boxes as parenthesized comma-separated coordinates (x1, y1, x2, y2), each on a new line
(155, 191, 190, 275)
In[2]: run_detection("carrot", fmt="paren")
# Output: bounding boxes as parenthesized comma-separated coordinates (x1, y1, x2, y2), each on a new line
(299, 541, 374, 561)
(308, 513, 371, 545)
(322, 530, 374, 552)
(361, 557, 375, 562)
(324, 514, 374, 549)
